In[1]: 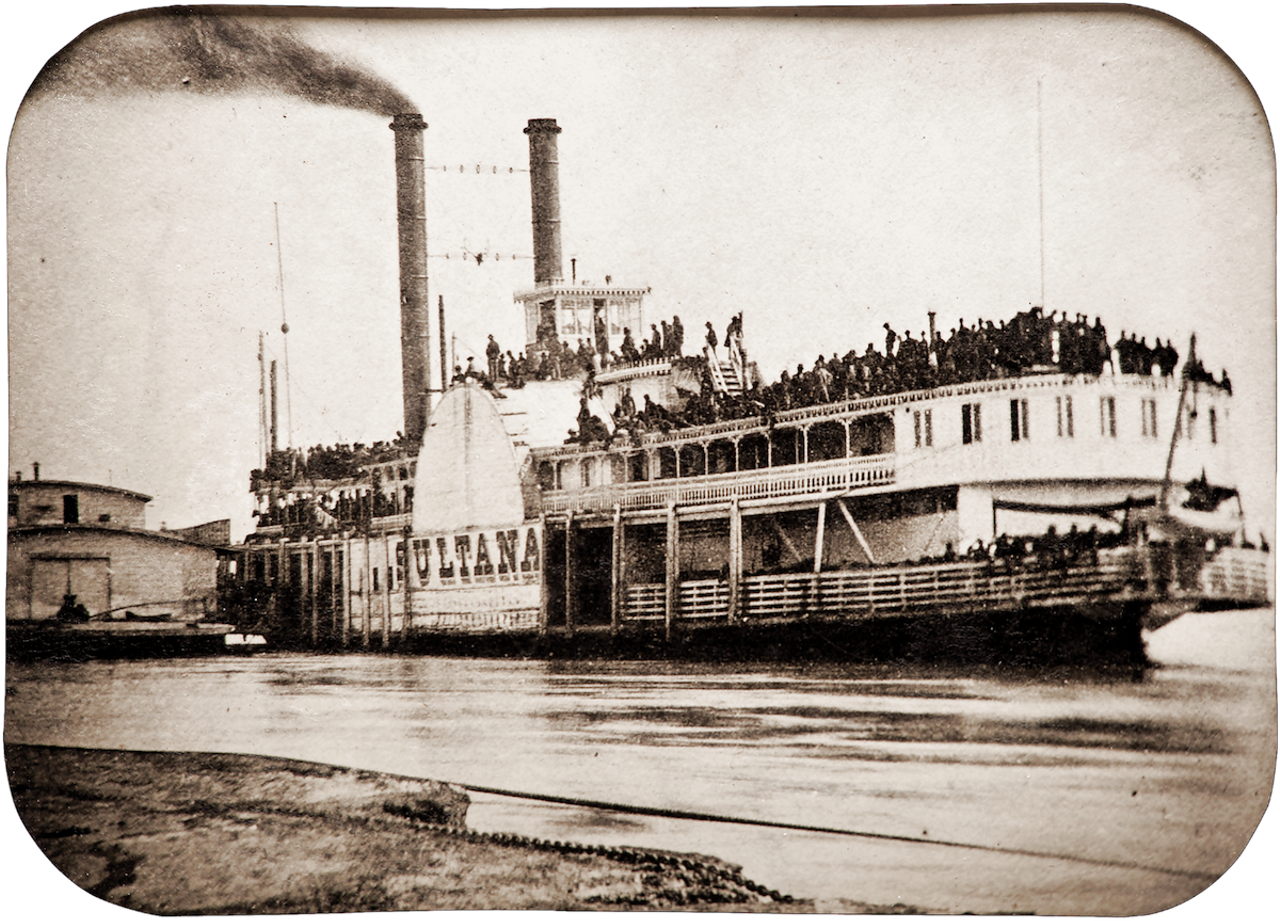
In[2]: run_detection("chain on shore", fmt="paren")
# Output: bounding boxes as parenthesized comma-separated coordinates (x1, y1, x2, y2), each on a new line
(410, 819, 793, 904)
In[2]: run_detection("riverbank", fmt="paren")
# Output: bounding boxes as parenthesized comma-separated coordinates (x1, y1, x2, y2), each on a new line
(4, 744, 914, 914)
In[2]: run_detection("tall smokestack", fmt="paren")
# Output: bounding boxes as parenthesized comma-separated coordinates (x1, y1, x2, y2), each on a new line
(391, 113, 431, 447)
(524, 118, 564, 286)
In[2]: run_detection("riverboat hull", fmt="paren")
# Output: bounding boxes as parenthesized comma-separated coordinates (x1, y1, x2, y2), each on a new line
(5, 621, 240, 662)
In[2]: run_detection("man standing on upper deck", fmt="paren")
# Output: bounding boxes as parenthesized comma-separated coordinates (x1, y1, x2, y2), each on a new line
(670, 315, 685, 357)
(486, 335, 501, 381)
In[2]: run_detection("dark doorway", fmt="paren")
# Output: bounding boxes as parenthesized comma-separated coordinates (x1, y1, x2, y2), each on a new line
(571, 526, 614, 625)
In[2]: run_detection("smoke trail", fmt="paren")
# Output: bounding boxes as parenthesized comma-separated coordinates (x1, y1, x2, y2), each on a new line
(27, 8, 415, 115)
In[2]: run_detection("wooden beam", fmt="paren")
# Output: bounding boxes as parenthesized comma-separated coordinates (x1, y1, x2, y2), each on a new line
(768, 515, 804, 566)
(309, 547, 318, 646)
(728, 497, 742, 623)
(402, 527, 413, 644)
(362, 532, 371, 648)
(537, 514, 549, 635)
(610, 505, 623, 632)
(665, 501, 679, 643)
(814, 501, 827, 574)
(381, 535, 391, 648)
(341, 545, 351, 648)
(837, 498, 877, 565)
(564, 512, 576, 634)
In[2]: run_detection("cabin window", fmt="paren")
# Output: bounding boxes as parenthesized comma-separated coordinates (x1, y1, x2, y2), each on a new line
(961, 403, 982, 444)
(1056, 395, 1074, 437)
(537, 461, 556, 491)
(809, 420, 847, 461)
(63, 494, 79, 524)
(913, 410, 933, 448)
(679, 444, 706, 477)
(657, 447, 678, 480)
(1141, 398, 1158, 438)
(1100, 396, 1117, 438)
(1009, 399, 1029, 442)
(739, 434, 768, 470)
(771, 429, 799, 466)
(1209, 407, 1218, 444)
(8, 493, 17, 519)
(372, 567, 380, 592)
(709, 440, 735, 475)
(627, 452, 647, 482)
(581, 457, 595, 488)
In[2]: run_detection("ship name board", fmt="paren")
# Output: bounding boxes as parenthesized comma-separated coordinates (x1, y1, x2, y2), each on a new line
(401, 524, 541, 588)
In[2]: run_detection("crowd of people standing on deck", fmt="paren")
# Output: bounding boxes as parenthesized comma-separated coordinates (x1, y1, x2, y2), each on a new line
(495, 305, 1235, 444)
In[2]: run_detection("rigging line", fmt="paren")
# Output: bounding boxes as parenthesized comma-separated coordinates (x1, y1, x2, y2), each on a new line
(452, 780, 1217, 883)
(1037, 77, 1046, 309)
(274, 202, 294, 449)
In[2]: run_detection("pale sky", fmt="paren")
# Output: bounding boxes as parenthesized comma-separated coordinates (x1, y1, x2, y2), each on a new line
(6, 3, 1275, 549)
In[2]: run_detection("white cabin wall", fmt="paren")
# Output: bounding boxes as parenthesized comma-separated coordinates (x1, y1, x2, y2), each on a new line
(894, 377, 1236, 504)
(957, 485, 995, 551)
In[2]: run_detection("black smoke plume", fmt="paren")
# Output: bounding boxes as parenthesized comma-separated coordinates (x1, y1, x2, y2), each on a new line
(27, 8, 415, 115)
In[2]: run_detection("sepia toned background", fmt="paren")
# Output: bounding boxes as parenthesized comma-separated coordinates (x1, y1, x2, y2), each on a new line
(5, 2, 1275, 919)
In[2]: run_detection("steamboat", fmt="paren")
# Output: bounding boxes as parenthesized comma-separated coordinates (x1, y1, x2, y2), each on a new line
(226, 117, 1270, 663)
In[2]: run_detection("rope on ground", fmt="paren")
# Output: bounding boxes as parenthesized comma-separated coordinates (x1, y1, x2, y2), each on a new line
(453, 780, 1219, 883)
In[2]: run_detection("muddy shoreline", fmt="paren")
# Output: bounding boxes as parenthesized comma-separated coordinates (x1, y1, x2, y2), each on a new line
(5, 744, 921, 914)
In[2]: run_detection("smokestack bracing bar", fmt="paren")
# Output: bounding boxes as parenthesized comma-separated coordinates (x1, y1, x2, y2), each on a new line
(524, 118, 564, 286)
(390, 113, 431, 447)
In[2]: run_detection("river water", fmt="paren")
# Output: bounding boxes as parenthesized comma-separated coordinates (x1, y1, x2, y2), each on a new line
(4, 608, 1276, 915)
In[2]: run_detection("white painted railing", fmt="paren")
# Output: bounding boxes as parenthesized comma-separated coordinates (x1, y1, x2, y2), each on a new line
(1200, 547, 1271, 604)
(620, 551, 1139, 623)
(541, 453, 895, 514)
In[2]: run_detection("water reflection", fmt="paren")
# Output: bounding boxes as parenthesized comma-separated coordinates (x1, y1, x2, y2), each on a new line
(5, 608, 1275, 914)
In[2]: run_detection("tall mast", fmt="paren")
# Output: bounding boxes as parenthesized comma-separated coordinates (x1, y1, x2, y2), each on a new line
(274, 202, 293, 449)
(258, 331, 267, 467)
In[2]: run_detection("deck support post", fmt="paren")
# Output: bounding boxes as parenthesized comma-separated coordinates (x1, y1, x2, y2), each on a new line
(362, 533, 372, 647)
(381, 535, 391, 648)
(565, 512, 576, 635)
(610, 505, 623, 632)
(837, 498, 877, 564)
(814, 502, 827, 574)
(537, 514, 549, 635)
(665, 501, 679, 643)
(402, 526, 413, 645)
(341, 544, 351, 648)
(309, 546, 318, 647)
(277, 537, 286, 640)
(728, 497, 742, 623)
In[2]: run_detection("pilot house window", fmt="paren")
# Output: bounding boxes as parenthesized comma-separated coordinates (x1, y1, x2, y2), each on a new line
(1056, 395, 1074, 438)
(63, 494, 79, 525)
(1141, 398, 1158, 438)
(1100, 396, 1117, 438)
(961, 403, 982, 445)
(1009, 399, 1029, 442)
(913, 409, 933, 448)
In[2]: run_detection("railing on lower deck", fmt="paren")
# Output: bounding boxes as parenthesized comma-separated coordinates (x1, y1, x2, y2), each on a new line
(542, 453, 895, 515)
(1199, 546, 1271, 605)
(620, 551, 1140, 625)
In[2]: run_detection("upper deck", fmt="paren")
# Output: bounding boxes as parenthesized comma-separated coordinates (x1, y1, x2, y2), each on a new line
(528, 370, 1234, 519)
